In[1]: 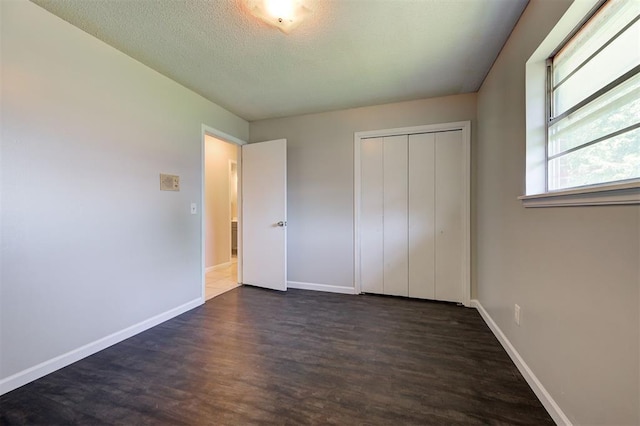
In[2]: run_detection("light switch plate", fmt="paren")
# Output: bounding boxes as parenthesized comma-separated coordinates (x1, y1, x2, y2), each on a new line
(160, 174, 180, 191)
(190, 203, 197, 214)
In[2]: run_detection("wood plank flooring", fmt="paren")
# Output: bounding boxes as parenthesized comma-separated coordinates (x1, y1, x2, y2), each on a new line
(0, 287, 553, 425)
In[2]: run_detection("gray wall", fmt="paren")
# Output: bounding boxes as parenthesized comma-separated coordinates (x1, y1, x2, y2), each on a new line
(476, 0, 640, 424)
(250, 94, 477, 291)
(1, 1, 248, 382)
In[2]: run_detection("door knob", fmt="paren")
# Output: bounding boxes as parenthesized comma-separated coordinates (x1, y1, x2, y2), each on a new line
(277, 221, 287, 227)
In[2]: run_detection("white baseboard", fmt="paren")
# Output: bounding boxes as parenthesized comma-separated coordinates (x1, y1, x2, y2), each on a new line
(471, 299, 572, 426)
(0, 298, 202, 396)
(287, 281, 357, 295)
(205, 261, 232, 273)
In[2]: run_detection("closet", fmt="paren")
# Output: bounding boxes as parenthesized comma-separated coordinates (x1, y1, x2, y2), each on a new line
(357, 123, 469, 304)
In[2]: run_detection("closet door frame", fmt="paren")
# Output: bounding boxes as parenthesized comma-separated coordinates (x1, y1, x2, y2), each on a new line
(354, 121, 471, 306)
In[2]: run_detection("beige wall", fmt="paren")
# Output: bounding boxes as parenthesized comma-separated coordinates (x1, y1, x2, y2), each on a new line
(476, 0, 640, 424)
(250, 94, 477, 290)
(204, 136, 238, 268)
(1, 0, 248, 388)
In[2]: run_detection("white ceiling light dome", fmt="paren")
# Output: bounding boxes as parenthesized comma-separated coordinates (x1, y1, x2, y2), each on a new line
(245, 0, 311, 34)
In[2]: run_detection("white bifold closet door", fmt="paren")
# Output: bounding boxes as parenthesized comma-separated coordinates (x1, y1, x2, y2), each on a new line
(360, 130, 464, 303)
(360, 138, 384, 295)
(433, 131, 464, 302)
(408, 133, 436, 299)
(383, 135, 409, 296)
(361, 134, 411, 297)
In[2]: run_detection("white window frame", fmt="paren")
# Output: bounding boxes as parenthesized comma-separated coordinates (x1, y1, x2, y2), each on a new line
(522, 0, 640, 207)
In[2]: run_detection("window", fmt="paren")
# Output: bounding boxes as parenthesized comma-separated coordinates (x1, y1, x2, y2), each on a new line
(546, 0, 639, 191)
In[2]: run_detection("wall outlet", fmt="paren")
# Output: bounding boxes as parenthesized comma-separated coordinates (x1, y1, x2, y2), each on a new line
(514, 304, 521, 326)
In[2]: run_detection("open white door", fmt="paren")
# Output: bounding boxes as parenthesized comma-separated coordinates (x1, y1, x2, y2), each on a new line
(241, 139, 287, 291)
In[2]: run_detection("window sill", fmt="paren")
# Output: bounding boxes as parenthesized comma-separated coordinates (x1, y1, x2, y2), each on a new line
(519, 181, 640, 208)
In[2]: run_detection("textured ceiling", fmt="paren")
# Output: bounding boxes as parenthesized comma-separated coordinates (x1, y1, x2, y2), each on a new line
(31, 0, 528, 121)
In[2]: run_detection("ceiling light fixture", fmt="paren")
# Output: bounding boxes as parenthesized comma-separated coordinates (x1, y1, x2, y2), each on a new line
(245, 0, 310, 34)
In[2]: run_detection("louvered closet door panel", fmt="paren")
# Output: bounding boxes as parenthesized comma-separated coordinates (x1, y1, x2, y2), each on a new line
(435, 130, 464, 303)
(360, 137, 384, 294)
(383, 135, 409, 297)
(408, 133, 436, 299)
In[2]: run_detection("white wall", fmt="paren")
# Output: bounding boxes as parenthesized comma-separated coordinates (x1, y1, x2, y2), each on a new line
(250, 95, 477, 291)
(476, 0, 640, 424)
(204, 136, 238, 268)
(0, 0, 248, 389)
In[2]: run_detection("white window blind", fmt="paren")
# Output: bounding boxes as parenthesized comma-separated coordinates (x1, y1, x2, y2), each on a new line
(547, 0, 640, 191)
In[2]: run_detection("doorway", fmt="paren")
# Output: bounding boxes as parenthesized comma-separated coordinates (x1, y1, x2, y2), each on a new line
(204, 134, 241, 301)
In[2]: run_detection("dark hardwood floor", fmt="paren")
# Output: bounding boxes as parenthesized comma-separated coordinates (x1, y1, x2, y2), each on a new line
(0, 287, 553, 425)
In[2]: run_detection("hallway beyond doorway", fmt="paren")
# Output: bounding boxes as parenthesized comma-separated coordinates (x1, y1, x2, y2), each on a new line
(205, 257, 238, 301)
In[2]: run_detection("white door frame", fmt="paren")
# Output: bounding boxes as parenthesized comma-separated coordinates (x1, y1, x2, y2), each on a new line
(201, 124, 246, 303)
(353, 121, 471, 306)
